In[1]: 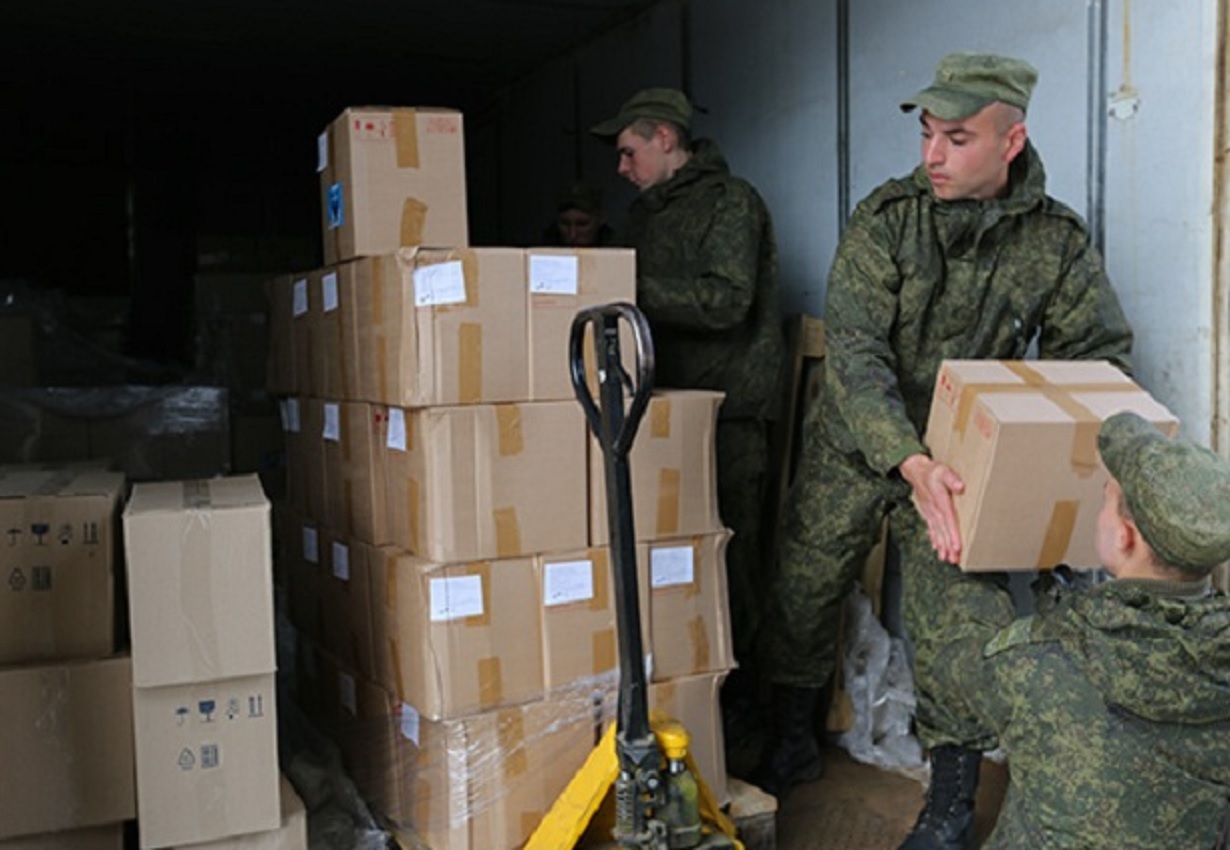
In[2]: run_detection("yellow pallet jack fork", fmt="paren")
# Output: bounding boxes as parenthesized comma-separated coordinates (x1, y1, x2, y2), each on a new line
(526, 303, 742, 850)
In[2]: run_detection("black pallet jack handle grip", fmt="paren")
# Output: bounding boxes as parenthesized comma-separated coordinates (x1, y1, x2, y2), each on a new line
(569, 302, 656, 752)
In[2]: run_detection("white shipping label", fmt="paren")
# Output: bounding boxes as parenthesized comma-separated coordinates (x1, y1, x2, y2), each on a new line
(651, 546, 695, 588)
(338, 672, 357, 716)
(400, 702, 421, 745)
(529, 254, 579, 295)
(316, 131, 329, 173)
(321, 271, 339, 312)
(413, 260, 467, 307)
(386, 408, 407, 452)
(323, 403, 341, 442)
(303, 526, 319, 564)
(292, 278, 309, 317)
(543, 559, 595, 607)
(332, 542, 350, 581)
(429, 575, 485, 621)
(280, 398, 301, 434)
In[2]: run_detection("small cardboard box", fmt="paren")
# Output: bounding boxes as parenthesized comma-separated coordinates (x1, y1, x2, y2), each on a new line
(643, 531, 735, 681)
(924, 360, 1180, 571)
(589, 390, 724, 545)
(132, 673, 280, 848)
(319, 532, 374, 680)
(319, 107, 469, 265)
(534, 546, 650, 691)
(354, 248, 529, 407)
(123, 475, 275, 687)
(524, 248, 637, 401)
(0, 824, 124, 850)
(0, 468, 125, 665)
(0, 655, 136, 841)
(390, 689, 596, 850)
(167, 774, 306, 850)
(368, 547, 543, 720)
(383, 401, 587, 563)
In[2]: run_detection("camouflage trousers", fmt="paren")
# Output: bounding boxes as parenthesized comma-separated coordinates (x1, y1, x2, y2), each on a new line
(716, 418, 771, 668)
(761, 432, 1015, 749)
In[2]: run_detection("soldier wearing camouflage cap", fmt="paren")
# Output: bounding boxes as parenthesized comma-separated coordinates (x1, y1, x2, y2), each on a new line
(754, 52, 1135, 845)
(592, 88, 785, 742)
(923, 411, 1230, 848)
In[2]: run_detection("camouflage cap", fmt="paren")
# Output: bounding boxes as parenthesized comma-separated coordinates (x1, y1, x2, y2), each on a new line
(557, 181, 604, 215)
(590, 87, 693, 139)
(1098, 411, 1230, 575)
(900, 53, 1038, 120)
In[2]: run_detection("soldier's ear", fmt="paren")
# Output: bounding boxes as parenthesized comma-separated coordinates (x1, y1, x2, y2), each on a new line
(1003, 122, 1027, 163)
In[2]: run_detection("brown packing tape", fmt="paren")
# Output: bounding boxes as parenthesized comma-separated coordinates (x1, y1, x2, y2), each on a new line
(688, 614, 711, 674)
(478, 656, 504, 708)
(372, 257, 391, 401)
(651, 397, 672, 438)
(400, 198, 428, 247)
(594, 628, 616, 674)
(656, 468, 681, 536)
(464, 561, 494, 627)
(590, 549, 609, 612)
(392, 109, 421, 169)
(682, 537, 702, 599)
(1037, 500, 1080, 569)
(494, 507, 522, 557)
(459, 323, 483, 403)
(497, 406, 525, 456)
(498, 709, 528, 779)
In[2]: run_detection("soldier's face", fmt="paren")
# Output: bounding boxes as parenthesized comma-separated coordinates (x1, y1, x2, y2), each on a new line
(616, 126, 672, 191)
(556, 209, 603, 246)
(919, 106, 1025, 201)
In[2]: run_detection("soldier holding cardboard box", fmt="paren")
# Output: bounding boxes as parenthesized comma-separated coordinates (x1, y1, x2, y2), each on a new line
(755, 52, 1134, 847)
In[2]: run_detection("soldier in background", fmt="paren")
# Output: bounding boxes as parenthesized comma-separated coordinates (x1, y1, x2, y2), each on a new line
(754, 53, 1134, 850)
(592, 88, 786, 743)
(541, 181, 615, 247)
(928, 411, 1230, 849)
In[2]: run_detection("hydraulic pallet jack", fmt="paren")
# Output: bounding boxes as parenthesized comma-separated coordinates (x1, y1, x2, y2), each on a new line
(525, 303, 742, 850)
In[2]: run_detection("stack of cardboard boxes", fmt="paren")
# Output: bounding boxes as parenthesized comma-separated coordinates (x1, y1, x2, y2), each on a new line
(267, 106, 736, 849)
(0, 467, 133, 849)
(122, 474, 307, 849)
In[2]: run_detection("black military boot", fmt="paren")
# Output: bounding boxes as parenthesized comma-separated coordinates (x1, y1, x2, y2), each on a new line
(898, 745, 981, 850)
(749, 684, 824, 798)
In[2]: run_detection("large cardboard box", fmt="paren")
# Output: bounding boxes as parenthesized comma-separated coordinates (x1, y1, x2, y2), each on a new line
(310, 265, 363, 401)
(590, 390, 724, 545)
(0, 468, 125, 664)
(383, 401, 587, 563)
(925, 360, 1180, 571)
(132, 673, 280, 848)
(123, 475, 274, 687)
(368, 547, 543, 720)
(319, 532, 374, 680)
(319, 107, 469, 264)
(643, 531, 735, 682)
(0, 824, 125, 850)
(0, 656, 136, 840)
(321, 401, 389, 543)
(534, 546, 650, 692)
(354, 248, 529, 407)
(168, 774, 306, 850)
(389, 690, 596, 850)
(524, 248, 637, 401)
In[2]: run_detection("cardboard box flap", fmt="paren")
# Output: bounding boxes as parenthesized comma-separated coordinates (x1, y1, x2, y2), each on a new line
(125, 474, 269, 515)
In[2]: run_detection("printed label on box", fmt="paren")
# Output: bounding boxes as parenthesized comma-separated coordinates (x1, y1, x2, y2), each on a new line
(323, 403, 340, 442)
(322, 271, 339, 312)
(332, 541, 350, 581)
(280, 398, 301, 433)
(338, 671, 357, 716)
(317, 131, 328, 173)
(400, 702, 421, 745)
(529, 255, 579, 295)
(293, 279, 309, 317)
(387, 408, 407, 452)
(651, 546, 694, 589)
(543, 559, 595, 606)
(413, 261, 466, 307)
(429, 574, 484, 621)
(303, 526, 319, 564)
(327, 183, 344, 229)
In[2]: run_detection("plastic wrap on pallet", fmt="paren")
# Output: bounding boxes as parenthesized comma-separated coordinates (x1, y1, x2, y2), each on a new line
(0, 385, 230, 481)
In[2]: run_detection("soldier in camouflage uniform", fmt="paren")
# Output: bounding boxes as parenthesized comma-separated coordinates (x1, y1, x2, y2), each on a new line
(926, 411, 1230, 849)
(753, 53, 1134, 846)
(592, 88, 785, 736)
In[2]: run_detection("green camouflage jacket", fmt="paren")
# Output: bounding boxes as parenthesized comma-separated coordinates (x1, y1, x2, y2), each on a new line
(962, 578, 1230, 849)
(624, 139, 784, 421)
(820, 142, 1133, 474)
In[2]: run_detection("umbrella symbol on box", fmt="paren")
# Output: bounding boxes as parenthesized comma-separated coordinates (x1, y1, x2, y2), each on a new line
(175, 707, 189, 726)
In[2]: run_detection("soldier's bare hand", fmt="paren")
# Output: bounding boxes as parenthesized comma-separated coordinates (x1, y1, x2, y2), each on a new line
(899, 453, 965, 564)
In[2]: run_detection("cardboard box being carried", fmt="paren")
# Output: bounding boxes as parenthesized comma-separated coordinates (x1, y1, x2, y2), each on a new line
(319, 107, 469, 265)
(0, 468, 125, 665)
(0, 655, 136, 841)
(383, 401, 587, 563)
(589, 390, 724, 545)
(122, 475, 274, 687)
(354, 248, 529, 407)
(924, 360, 1180, 571)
